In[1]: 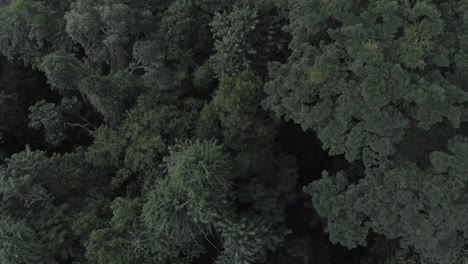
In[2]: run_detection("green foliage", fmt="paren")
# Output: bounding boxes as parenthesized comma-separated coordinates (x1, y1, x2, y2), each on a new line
(85, 198, 145, 264)
(0, 148, 51, 209)
(264, 0, 468, 165)
(193, 62, 216, 93)
(143, 139, 232, 261)
(110, 197, 142, 231)
(121, 96, 197, 175)
(41, 51, 139, 125)
(78, 71, 140, 125)
(40, 52, 89, 91)
(210, 5, 259, 76)
(270, 2, 468, 259)
(64, 0, 138, 70)
(0, 148, 69, 263)
(0, 0, 466, 263)
(159, 0, 200, 64)
(46, 151, 113, 210)
(212, 71, 275, 149)
(196, 71, 299, 224)
(131, 40, 174, 90)
(0, 0, 71, 64)
(85, 126, 125, 169)
(195, 102, 222, 140)
(71, 206, 106, 242)
(86, 228, 137, 264)
(215, 216, 289, 264)
(305, 171, 369, 249)
(163, 139, 233, 223)
(0, 216, 44, 264)
(84, 92, 198, 191)
(29, 97, 81, 145)
(385, 248, 468, 264)
(209, 2, 289, 77)
(213, 71, 263, 126)
(305, 136, 468, 262)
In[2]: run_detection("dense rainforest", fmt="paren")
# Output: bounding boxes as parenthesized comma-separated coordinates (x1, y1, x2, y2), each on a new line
(0, 0, 466, 263)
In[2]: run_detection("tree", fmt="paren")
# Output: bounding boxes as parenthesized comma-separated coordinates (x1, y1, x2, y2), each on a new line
(64, 0, 139, 71)
(384, 248, 468, 264)
(264, 0, 468, 166)
(0, 0, 465, 263)
(211, 71, 275, 149)
(215, 216, 288, 264)
(209, 2, 289, 77)
(85, 198, 146, 264)
(0, 148, 69, 263)
(78, 71, 140, 125)
(305, 136, 468, 262)
(196, 71, 299, 224)
(39, 52, 89, 92)
(0, 0, 72, 65)
(29, 97, 85, 145)
(0, 217, 45, 264)
(142, 139, 233, 262)
(40, 51, 140, 125)
(210, 4, 259, 77)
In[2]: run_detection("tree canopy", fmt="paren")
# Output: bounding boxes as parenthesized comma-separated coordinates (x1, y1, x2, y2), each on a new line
(0, 0, 466, 263)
